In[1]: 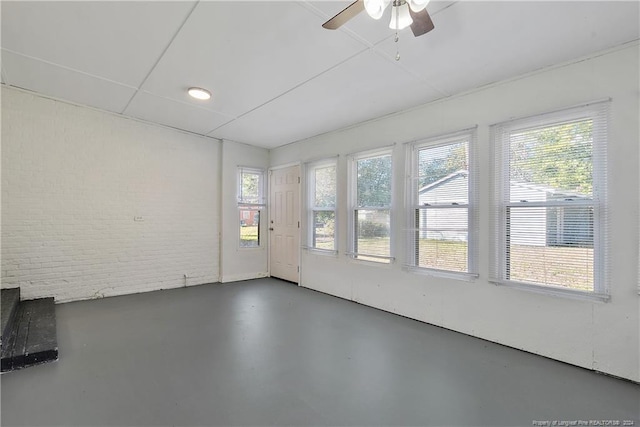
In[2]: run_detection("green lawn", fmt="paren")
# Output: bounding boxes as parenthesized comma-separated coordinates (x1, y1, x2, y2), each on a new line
(418, 239, 468, 272)
(314, 237, 335, 251)
(240, 225, 259, 247)
(355, 237, 593, 291)
(355, 237, 392, 263)
(249, 228, 593, 291)
(509, 244, 593, 291)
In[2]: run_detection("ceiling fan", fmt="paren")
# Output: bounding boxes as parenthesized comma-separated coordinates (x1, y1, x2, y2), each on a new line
(322, 0, 434, 37)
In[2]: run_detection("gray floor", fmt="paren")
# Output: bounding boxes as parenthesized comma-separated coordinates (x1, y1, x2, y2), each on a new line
(1, 279, 638, 427)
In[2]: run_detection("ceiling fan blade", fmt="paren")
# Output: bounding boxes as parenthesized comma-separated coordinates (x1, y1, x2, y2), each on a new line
(408, 8, 435, 37)
(322, 0, 365, 30)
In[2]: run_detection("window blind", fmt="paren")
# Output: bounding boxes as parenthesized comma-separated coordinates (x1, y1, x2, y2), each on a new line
(349, 150, 393, 263)
(238, 167, 265, 206)
(238, 167, 265, 248)
(490, 101, 609, 297)
(306, 159, 337, 252)
(406, 129, 478, 276)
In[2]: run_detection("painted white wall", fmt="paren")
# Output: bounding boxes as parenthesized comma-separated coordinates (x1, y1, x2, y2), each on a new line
(219, 140, 269, 282)
(1, 87, 220, 302)
(270, 44, 640, 382)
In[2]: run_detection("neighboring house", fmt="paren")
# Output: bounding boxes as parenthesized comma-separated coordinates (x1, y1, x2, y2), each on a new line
(417, 171, 468, 241)
(418, 171, 593, 246)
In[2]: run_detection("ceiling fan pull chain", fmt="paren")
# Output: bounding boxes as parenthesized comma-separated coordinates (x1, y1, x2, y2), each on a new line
(394, 2, 401, 61)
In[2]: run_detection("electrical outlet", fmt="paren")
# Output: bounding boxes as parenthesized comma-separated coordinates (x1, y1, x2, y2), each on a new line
(134, 216, 144, 222)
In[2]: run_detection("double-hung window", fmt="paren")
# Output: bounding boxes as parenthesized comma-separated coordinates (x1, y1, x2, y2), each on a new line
(407, 130, 478, 276)
(307, 159, 337, 252)
(238, 167, 265, 248)
(490, 101, 609, 298)
(348, 148, 393, 263)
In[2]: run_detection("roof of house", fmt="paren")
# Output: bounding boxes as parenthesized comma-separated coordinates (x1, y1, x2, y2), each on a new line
(418, 170, 468, 194)
(418, 169, 589, 199)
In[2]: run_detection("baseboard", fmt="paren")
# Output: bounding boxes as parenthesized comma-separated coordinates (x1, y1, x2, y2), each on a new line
(220, 272, 269, 283)
(298, 280, 640, 384)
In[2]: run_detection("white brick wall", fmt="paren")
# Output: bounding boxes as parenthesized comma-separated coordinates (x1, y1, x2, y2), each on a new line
(1, 87, 221, 302)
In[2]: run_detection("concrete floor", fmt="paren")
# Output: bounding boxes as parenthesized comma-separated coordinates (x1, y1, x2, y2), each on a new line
(1, 278, 638, 426)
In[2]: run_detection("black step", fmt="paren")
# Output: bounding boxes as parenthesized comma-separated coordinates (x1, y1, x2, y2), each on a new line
(1, 288, 20, 349)
(1, 297, 58, 372)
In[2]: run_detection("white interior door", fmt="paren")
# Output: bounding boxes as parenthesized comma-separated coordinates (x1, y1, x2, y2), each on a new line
(269, 165, 300, 283)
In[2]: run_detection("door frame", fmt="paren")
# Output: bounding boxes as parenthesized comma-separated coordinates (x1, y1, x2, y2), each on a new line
(268, 162, 302, 284)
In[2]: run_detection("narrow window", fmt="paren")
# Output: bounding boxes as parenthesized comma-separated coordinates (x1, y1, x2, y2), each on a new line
(238, 167, 265, 248)
(348, 149, 393, 263)
(407, 130, 478, 276)
(307, 159, 337, 252)
(491, 101, 609, 298)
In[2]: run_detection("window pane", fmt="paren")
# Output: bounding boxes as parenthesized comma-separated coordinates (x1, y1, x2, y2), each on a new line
(240, 172, 261, 204)
(313, 211, 335, 250)
(507, 206, 594, 291)
(510, 119, 593, 201)
(357, 155, 391, 207)
(355, 209, 390, 261)
(416, 207, 468, 272)
(418, 166, 468, 205)
(418, 141, 468, 198)
(314, 166, 336, 208)
(239, 209, 260, 248)
(492, 102, 608, 294)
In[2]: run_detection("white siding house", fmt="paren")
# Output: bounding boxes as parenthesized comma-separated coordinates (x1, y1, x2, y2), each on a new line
(417, 171, 468, 241)
(418, 171, 592, 246)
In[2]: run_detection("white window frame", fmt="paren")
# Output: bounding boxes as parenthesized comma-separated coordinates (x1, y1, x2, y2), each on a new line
(237, 167, 266, 249)
(347, 147, 394, 263)
(306, 158, 338, 254)
(406, 129, 478, 279)
(490, 101, 609, 301)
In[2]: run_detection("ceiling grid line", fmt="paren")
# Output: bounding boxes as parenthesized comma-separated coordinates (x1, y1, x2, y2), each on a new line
(1, 65, 8, 85)
(136, 89, 234, 119)
(119, 0, 201, 115)
(2, 1, 638, 148)
(368, 0, 457, 98)
(370, 45, 450, 98)
(0, 48, 138, 90)
(203, 46, 372, 136)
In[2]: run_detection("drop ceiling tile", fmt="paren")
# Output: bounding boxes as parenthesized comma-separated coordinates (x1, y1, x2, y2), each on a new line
(375, 1, 640, 96)
(124, 91, 234, 136)
(1, 50, 136, 113)
(209, 50, 442, 148)
(141, 1, 368, 118)
(1, 1, 196, 87)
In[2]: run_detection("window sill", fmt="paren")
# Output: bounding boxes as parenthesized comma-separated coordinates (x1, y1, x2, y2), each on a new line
(346, 253, 395, 267)
(490, 279, 610, 302)
(405, 266, 478, 282)
(237, 246, 264, 251)
(303, 247, 339, 257)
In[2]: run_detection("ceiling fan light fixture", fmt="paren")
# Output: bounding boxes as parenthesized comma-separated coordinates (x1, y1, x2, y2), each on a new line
(389, 2, 413, 30)
(408, 0, 430, 13)
(188, 87, 212, 100)
(364, 0, 390, 20)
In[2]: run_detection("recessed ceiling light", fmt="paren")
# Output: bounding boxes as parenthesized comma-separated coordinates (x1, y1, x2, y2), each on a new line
(188, 87, 212, 100)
